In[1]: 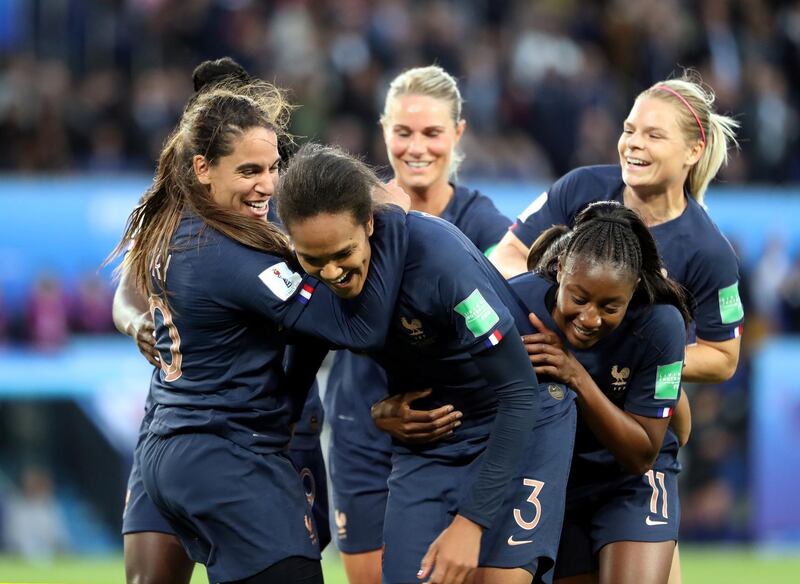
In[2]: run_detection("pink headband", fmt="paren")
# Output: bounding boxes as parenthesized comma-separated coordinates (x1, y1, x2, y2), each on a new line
(654, 85, 706, 144)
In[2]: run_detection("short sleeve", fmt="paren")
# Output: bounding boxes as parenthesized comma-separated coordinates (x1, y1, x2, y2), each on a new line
(460, 196, 512, 253)
(623, 306, 687, 419)
(685, 240, 744, 342)
(509, 175, 572, 247)
(437, 257, 516, 354)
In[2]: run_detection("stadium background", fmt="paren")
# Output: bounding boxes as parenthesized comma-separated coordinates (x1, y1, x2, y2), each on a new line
(1, 0, 799, 582)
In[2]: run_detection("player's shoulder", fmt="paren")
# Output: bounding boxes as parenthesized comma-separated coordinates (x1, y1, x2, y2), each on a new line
(682, 198, 738, 263)
(626, 303, 686, 354)
(552, 165, 622, 200)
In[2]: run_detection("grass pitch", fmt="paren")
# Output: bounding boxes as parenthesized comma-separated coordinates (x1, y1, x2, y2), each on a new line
(0, 546, 798, 583)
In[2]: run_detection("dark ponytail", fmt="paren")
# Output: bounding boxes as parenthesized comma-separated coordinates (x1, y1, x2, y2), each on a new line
(527, 224, 571, 277)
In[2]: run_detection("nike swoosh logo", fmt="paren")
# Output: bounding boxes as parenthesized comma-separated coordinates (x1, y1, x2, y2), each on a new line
(337, 414, 355, 421)
(507, 535, 533, 546)
(645, 517, 669, 526)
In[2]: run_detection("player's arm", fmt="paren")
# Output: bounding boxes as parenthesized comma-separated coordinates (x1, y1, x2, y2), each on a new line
(525, 312, 675, 475)
(284, 205, 409, 351)
(488, 230, 530, 279)
(683, 336, 740, 382)
(670, 389, 691, 447)
(113, 265, 160, 368)
(284, 339, 328, 423)
(419, 330, 540, 584)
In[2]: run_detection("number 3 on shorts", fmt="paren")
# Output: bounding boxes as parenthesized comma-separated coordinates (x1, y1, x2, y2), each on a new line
(513, 478, 545, 530)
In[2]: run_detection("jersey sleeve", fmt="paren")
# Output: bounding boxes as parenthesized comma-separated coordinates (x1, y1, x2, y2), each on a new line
(508, 173, 572, 247)
(623, 306, 687, 419)
(285, 205, 409, 350)
(462, 196, 512, 254)
(438, 258, 517, 355)
(685, 238, 744, 342)
(220, 205, 409, 351)
(456, 326, 541, 528)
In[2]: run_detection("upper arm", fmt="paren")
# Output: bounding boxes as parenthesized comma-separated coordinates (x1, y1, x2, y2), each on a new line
(628, 412, 671, 461)
(488, 230, 530, 278)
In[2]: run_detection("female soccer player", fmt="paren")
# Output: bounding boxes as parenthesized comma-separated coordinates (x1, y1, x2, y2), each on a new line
(515, 201, 690, 584)
(489, 73, 743, 582)
(110, 79, 410, 584)
(277, 144, 576, 584)
(114, 58, 333, 584)
(491, 74, 742, 384)
(324, 65, 510, 584)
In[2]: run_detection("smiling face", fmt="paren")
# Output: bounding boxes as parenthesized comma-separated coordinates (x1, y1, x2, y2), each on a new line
(617, 96, 703, 196)
(289, 211, 374, 299)
(553, 257, 637, 349)
(193, 126, 281, 221)
(382, 94, 464, 195)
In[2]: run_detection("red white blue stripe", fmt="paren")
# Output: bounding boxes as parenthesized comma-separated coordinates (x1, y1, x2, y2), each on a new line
(298, 283, 315, 305)
(484, 329, 503, 348)
(657, 407, 673, 418)
(731, 324, 743, 339)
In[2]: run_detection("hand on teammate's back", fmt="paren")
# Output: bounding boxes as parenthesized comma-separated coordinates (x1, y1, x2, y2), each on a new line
(374, 179, 411, 212)
(131, 314, 161, 369)
(371, 388, 462, 444)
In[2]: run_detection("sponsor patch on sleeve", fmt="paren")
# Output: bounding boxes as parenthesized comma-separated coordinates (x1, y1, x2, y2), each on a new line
(654, 361, 683, 400)
(718, 282, 744, 324)
(517, 191, 549, 222)
(454, 289, 500, 338)
(258, 262, 302, 301)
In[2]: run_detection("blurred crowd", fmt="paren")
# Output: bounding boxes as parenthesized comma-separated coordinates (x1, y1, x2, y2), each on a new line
(2, 0, 800, 181)
(2, 0, 800, 549)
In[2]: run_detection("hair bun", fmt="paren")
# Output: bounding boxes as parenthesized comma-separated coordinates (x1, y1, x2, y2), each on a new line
(192, 57, 250, 92)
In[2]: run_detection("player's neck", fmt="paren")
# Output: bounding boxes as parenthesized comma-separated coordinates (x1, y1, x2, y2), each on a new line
(623, 184, 687, 227)
(407, 181, 454, 218)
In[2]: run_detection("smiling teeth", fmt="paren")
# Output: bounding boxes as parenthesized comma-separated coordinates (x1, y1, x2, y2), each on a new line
(245, 201, 267, 209)
(332, 273, 349, 284)
(407, 161, 431, 168)
(627, 158, 648, 166)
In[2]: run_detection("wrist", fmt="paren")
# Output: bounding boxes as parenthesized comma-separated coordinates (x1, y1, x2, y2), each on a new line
(453, 514, 485, 534)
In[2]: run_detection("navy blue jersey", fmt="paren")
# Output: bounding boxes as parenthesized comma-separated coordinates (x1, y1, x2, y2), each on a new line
(369, 212, 540, 528)
(510, 165, 744, 342)
(509, 272, 686, 481)
(148, 208, 408, 453)
(325, 184, 511, 455)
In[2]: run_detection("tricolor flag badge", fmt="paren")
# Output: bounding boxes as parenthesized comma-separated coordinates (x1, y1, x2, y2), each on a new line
(657, 407, 673, 418)
(731, 324, 743, 339)
(484, 329, 503, 349)
(298, 283, 315, 305)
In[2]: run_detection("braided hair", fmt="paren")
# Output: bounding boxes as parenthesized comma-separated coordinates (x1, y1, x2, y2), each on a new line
(554, 201, 691, 324)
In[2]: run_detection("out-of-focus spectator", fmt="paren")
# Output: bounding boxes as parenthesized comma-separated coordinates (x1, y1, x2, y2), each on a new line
(2, 466, 69, 562)
(71, 274, 114, 334)
(750, 237, 791, 330)
(26, 275, 68, 351)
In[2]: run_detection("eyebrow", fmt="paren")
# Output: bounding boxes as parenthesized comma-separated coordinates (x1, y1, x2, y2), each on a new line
(298, 243, 358, 262)
(571, 283, 627, 303)
(393, 123, 446, 131)
(623, 121, 667, 134)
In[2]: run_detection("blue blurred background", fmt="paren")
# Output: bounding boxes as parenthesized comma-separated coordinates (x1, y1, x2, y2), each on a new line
(1, 0, 799, 570)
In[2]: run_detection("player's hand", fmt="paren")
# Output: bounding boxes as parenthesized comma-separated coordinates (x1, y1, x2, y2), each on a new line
(374, 179, 411, 212)
(129, 312, 160, 369)
(418, 514, 482, 584)
(371, 389, 462, 444)
(522, 312, 583, 387)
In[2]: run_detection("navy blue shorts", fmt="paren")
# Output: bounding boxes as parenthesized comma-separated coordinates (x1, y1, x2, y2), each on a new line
(382, 402, 576, 584)
(139, 432, 320, 583)
(327, 414, 392, 554)
(554, 467, 680, 579)
(122, 447, 174, 536)
(287, 440, 331, 552)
